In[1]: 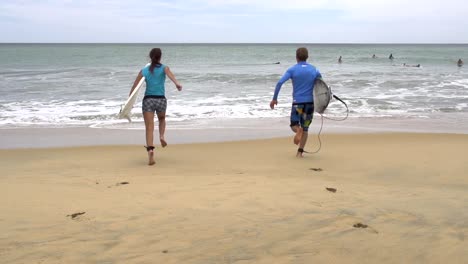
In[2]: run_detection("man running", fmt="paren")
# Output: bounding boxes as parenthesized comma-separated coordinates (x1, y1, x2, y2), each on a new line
(270, 47, 322, 157)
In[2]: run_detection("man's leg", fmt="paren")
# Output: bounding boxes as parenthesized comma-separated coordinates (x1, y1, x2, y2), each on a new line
(297, 132, 308, 158)
(293, 127, 303, 145)
(290, 105, 303, 145)
(297, 103, 314, 158)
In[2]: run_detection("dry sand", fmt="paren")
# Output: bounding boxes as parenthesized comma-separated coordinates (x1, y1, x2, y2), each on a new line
(1, 133, 467, 263)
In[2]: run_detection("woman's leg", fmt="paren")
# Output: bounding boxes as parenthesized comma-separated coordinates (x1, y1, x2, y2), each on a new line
(157, 112, 167, 147)
(143, 111, 155, 165)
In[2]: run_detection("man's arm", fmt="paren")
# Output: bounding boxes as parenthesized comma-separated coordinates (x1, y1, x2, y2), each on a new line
(316, 68, 322, 79)
(270, 70, 291, 109)
(273, 70, 292, 100)
(270, 70, 292, 109)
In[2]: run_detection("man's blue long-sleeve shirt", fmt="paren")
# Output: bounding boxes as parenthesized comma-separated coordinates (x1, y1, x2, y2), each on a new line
(273, 61, 321, 104)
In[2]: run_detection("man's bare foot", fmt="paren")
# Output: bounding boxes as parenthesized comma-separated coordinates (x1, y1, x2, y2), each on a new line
(160, 138, 167, 148)
(294, 127, 303, 145)
(148, 150, 155, 166)
(296, 148, 304, 158)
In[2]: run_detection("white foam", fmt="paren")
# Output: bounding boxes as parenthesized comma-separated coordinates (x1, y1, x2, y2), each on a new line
(2, 55, 468, 129)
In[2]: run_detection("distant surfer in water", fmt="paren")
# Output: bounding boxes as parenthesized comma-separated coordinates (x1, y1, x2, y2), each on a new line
(403, 63, 421, 67)
(389, 53, 394, 60)
(270, 47, 322, 158)
(338, 56, 342, 64)
(372, 54, 376, 59)
(128, 48, 182, 165)
(458, 59, 464, 67)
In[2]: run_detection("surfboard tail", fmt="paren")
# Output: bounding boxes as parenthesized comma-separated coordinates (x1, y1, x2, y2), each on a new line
(313, 79, 333, 114)
(117, 105, 132, 122)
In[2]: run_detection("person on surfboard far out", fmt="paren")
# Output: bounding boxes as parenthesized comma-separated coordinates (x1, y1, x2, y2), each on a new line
(458, 59, 464, 67)
(128, 48, 182, 166)
(270, 47, 322, 158)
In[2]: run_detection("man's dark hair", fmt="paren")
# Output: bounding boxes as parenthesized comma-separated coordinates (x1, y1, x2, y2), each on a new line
(296, 47, 308, 61)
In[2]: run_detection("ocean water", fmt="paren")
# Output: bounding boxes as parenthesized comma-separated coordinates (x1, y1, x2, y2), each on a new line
(0, 44, 467, 131)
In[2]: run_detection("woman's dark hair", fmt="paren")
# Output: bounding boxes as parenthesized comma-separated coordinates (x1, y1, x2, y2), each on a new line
(149, 48, 162, 73)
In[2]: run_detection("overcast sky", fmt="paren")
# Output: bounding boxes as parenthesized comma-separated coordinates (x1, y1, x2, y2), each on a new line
(1, 0, 467, 43)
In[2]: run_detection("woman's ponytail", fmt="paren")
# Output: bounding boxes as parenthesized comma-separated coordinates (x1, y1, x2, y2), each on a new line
(149, 48, 162, 73)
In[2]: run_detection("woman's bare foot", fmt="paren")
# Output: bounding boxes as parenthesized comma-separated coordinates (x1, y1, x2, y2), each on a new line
(160, 138, 167, 148)
(293, 127, 303, 145)
(145, 146, 155, 166)
(148, 150, 155, 166)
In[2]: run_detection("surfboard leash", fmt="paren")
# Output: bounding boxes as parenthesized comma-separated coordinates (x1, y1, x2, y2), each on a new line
(303, 94, 349, 155)
(301, 114, 324, 154)
(322, 95, 349, 121)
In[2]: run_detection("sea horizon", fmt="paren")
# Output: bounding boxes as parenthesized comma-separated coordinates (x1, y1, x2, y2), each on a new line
(1, 42, 468, 45)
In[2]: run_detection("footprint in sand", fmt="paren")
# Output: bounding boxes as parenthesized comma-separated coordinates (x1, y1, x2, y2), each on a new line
(310, 168, 323, 172)
(108, 182, 130, 188)
(353, 223, 368, 228)
(67, 212, 85, 219)
(353, 222, 379, 233)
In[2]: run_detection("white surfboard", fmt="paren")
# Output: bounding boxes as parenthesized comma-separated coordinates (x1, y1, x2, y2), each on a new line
(313, 78, 332, 114)
(118, 76, 145, 122)
(118, 63, 151, 122)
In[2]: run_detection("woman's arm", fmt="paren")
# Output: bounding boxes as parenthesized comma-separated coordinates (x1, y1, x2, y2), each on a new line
(129, 71, 143, 96)
(164, 66, 182, 91)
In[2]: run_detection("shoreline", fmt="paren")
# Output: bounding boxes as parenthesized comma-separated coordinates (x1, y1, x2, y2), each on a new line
(1, 115, 468, 149)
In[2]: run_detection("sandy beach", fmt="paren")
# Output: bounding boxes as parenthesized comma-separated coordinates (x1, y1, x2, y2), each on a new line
(1, 133, 467, 263)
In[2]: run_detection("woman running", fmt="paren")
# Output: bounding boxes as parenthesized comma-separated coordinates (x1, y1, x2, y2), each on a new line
(128, 48, 182, 165)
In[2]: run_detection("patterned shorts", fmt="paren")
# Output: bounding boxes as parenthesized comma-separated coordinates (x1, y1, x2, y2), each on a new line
(290, 102, 314, 132)
(142, 97, 167, 113)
